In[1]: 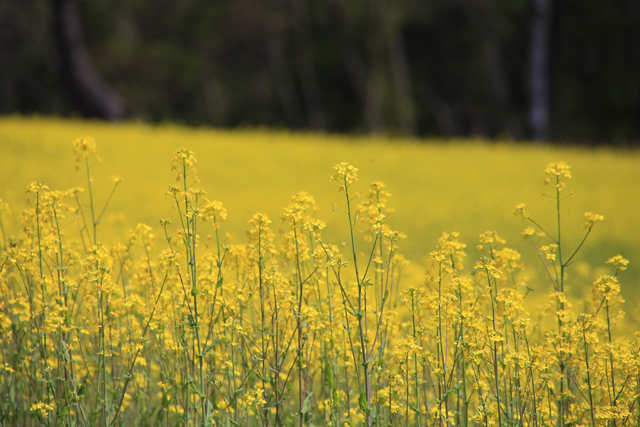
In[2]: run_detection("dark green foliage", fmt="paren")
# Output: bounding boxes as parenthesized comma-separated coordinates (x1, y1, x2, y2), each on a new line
(0, 0, 639, 144)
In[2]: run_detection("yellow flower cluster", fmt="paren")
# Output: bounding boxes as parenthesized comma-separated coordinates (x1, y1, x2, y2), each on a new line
(544, 160, 572, 190)
(583, 211, 604, 229)
(330, 161, 359, 189)
(607, 254, 629, 271)
(0, 143, 638, 427)
(30, 402, 55, 418)
(73, 135, 97, 161)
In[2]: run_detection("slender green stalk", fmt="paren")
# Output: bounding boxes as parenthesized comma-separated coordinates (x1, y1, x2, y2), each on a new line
(436, 268, 446, 427)
(487, 271, 502, 427)
(85, 157, 98, 245)
(579, 318, 596, 427)
(456, 280, 468, 427)
(293, 223, 307, 427)
(411, 295, 421, 427)
(605, 299, 618, 427)
(109, 274, 169, 425)
(342, 177, 372, 426)
(554, 175, 567, 427)
(522, 329, 539, 427)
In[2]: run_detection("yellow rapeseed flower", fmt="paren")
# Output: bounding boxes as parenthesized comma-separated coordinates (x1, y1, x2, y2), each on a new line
(511, 203, 529, 218)
(73, 136, 97, 161)
(478, 230, 505, 245)
(330, 162, 358, 186)
(606, 254, 629, 271)
(592, 275, 623, 304)
(521, 226, 535, 239)
(0, 198, 12, 218)
(583, 211, 604, 229)
(171, 148, 198, 181)
(544, 160, 571, 190)
(541, 243, 558, 261)
(544, 161, 571, 179)
(201, 198, 227, 228)
(30, 402, 54, 418)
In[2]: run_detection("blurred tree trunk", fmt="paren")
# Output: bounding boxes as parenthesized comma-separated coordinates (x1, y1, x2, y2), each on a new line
(461, 0, 521, 137)
(288, 0, 327, 130)
(382, 0, 416, 136)
(365, 0, 387, 134)
(264, 0, 303, 129)
(529, 0, 550, 141)
(388, 33, 416, 135)
(53, 0, 127, 120)
(417, 82, 458, 136)
(328, 0, 385, 134)
(266, 36, 303, 128)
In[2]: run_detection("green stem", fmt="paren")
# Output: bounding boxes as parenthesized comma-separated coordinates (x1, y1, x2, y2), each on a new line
(580, 321, 596, 427)
(605, 300, 618, 427)
(412, 296, 421, 427)
(343, 177, 372, 426)
(555, 176, 567, 427)
(85, 156, 97, 244)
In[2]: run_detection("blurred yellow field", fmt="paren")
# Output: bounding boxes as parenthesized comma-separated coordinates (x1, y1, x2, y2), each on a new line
(1, 116, 640, 426)
(1, 116, 638, 302)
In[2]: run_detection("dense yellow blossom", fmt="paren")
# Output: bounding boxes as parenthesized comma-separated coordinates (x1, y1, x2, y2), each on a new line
(0, 127, 638, 427)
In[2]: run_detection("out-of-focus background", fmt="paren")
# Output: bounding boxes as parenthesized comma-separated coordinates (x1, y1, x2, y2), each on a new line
(2, 0, 639, 144)
(1, 1, 639, 322)
(2, 117, 640, 323)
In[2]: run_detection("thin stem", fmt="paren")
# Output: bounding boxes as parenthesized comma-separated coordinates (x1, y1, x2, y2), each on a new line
(580, 320, 596, 427)
(96, 181, 121, 225)
(85, 157, 97, 245)
(487, 272, 503, 427)
(605, 300, 618, 427)
(343, 177, 372, 425)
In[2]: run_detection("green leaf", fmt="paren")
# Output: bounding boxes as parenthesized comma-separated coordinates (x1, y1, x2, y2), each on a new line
(58, 405, 70, 417)
(346, 308, 359, 317)
(341, 320, 351, 333)
(199, 339, 217, 358)
(323, 361, 334, 388)
(358, 389, 370, 414)
(189, 380, 204, 398)
(332, 390, 342, 408)
(204, 400, 215, 427)
(77, 380, 86, 397)
(270, 396, 287, 408)
(187, 314, 197, 327)
(363, 350, 381, 367)
(300, 392, 314, 414)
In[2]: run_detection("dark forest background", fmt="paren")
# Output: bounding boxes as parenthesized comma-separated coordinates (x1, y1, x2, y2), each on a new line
(1, 0, 639, 144)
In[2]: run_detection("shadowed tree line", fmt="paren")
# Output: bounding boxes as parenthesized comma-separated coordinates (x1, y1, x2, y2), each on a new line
(1, 0, 639, 144)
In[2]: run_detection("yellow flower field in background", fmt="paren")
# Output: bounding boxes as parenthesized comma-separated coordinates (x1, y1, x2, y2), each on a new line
(0, 116, 639, 427)
(1, 117, 638, 315)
